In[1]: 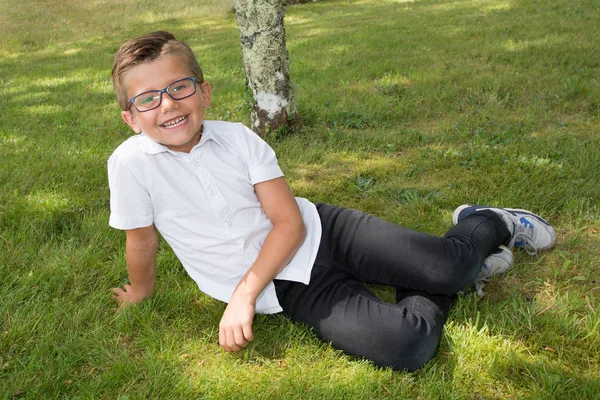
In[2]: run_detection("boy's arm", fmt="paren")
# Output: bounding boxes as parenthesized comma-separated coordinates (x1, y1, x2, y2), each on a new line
(219, 177, 306, 352)
(111, 224, 159, 307)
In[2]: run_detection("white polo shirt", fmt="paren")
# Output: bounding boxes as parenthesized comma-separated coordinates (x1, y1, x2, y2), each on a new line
(108, 120, 321, 314)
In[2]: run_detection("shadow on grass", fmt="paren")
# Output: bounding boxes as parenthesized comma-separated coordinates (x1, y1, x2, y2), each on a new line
(2, 0, 599, 397)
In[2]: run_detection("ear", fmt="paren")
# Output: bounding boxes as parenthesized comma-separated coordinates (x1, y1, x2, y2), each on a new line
(199, 81, 212, 108)
(121, 110, 142, 133)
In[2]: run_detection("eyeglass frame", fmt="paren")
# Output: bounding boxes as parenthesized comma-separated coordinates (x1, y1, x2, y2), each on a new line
(127, 76, 199, 112)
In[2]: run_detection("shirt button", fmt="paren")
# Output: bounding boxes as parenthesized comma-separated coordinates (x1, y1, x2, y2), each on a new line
(226, 222, 233, 227)
(194, 161, 201, 167)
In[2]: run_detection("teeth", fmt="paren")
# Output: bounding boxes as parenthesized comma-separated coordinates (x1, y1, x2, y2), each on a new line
(161, 116, 186, 128)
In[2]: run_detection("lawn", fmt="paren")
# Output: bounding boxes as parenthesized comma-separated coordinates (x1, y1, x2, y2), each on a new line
(1, 0, 599, 398)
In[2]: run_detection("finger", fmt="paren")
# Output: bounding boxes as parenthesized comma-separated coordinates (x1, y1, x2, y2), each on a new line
(226, 328, 243, 352)
(219, 326, 237, 352)
(111, 290, 125, 304)
(112, 297, 127, 313)
(110, 287, 123, 295)
(242, 323, 254, 343)
(219, 326, 226, 349)
(233, 327, 248, 349)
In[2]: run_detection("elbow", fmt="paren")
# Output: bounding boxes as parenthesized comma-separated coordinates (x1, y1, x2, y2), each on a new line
(296, 219, 307, 245)
(278, 217, 306, 249)
(276, 213, 306, 244)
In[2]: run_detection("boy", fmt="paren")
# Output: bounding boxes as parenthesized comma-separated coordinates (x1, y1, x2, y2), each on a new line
(108, 31, 556, 371)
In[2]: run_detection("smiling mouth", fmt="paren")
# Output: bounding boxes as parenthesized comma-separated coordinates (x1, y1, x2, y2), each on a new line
(161, 115, 187, 128)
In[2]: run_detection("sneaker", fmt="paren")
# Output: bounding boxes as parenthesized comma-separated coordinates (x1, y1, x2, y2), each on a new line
(474, 246, 514, 297)
(452, 204, 557, 255)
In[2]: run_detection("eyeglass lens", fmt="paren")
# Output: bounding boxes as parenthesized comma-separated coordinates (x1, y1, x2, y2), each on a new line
(132, 78, 196, 111)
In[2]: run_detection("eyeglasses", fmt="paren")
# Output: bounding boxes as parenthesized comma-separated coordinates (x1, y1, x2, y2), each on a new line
(128, 77, 198, 112)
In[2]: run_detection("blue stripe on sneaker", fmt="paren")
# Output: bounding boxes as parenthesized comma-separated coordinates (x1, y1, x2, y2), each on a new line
(503, 208, 552, 226)
(520, 217, 533, 229)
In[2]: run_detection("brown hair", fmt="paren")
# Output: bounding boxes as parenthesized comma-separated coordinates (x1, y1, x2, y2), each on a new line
(111, 31, 205, 110)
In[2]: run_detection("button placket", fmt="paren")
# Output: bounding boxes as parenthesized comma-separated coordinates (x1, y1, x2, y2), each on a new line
(193, 158, 234, 226)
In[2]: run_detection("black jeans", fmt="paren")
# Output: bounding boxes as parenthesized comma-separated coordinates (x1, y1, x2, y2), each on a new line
(274, 203, 510, 371)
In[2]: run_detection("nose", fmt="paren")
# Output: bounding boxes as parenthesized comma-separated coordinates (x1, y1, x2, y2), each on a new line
(160, 92, 179, 112)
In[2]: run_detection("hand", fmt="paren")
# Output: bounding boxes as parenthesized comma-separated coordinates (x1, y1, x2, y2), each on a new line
(219, 294, 256, 352)
(111, 284, 147, 309)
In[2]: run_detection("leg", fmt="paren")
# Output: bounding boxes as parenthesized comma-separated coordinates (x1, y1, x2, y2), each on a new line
(315, 203, 510, 295)
(452, 203, 558, 296)
(452, 204, 557, 253)
(274, 266, 452, 371)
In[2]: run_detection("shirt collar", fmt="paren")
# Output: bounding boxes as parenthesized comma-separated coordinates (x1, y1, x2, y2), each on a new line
(198, 124, 216, 146)
(138, 133, 169, 155)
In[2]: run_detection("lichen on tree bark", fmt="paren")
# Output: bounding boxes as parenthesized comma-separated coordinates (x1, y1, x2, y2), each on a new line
(235, 0, 298, 136)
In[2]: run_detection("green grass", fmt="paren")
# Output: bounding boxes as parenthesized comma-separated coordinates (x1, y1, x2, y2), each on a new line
(1, 0, 599, 398)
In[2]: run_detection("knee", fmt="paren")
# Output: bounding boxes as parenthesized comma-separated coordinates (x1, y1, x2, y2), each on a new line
(355, 330, 437, 371)
(380, 297, 450, 370)
(378, 324, 442, 371)
(430, 257, 479, 294)
(322, 317, 441, 372)
(366, 313, 446, 371)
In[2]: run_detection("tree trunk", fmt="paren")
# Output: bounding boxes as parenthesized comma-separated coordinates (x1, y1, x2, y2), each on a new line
(234, 0, 297, 136)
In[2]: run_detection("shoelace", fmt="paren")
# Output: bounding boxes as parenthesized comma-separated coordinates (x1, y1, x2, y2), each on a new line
(510, 222, 538, 256)
(474, 280, 486, 298)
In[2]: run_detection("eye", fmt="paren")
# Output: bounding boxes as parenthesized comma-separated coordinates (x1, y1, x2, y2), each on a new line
(171, 85, 185, 93)
(138, 93, 159, 105)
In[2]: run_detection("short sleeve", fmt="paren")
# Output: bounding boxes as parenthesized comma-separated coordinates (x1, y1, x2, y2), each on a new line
(107, 152, 154, 230)
(239, 125, 284, 184)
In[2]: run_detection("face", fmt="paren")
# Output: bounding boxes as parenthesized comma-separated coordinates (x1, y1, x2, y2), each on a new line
(121, 54, 211, 153)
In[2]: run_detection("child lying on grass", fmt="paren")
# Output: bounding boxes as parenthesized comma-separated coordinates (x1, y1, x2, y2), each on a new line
(108, 31, 556, 371)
